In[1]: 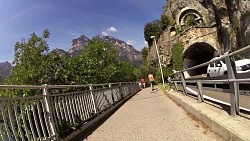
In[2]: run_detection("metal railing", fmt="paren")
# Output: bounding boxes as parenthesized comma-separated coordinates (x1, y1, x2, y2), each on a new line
(0, 82, 140, 141)
(170, 45, 250, 116)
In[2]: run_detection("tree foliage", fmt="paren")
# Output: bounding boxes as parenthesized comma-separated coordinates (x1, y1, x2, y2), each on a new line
(160, 14, 175, 31)
(141, 47, 149, 64)
(184, 15, 198, 27)
(41, 51, 69, 85)
(75, 36, 119, 84)
(144, 20, 162, 47)
(172, 42, 184, 71)
(2, 30, 139, 97)
(6, 29, 50, 85)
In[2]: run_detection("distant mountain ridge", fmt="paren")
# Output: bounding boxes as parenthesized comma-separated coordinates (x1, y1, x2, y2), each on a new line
(0, 61, 13, 80)
(68, 35, 142, 66)
(0, 35, 142, 80)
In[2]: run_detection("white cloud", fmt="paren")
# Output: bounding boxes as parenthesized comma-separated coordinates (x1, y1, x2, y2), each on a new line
(102, 31, 108, 36)
(126, 40, 134, 45)
(107, 26, 117, 32)
(102, 26, 118, 36)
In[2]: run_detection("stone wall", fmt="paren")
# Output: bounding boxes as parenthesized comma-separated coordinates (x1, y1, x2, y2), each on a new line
(148, 0, 250, 71)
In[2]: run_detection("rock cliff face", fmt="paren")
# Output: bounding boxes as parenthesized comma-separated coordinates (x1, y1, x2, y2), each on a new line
(102, 36, 142, 66)
(0, 61, 13, 80)
(69, 35, 142, 66)
(69, 35, 89, 56)
(149, 0, 250, 76)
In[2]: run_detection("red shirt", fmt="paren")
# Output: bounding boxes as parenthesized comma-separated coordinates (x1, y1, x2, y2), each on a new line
(140, 79, 145, 83)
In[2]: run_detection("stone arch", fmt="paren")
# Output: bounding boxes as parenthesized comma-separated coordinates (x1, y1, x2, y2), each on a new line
(183, 42, 219, 77)
(176, 7, 206, 27)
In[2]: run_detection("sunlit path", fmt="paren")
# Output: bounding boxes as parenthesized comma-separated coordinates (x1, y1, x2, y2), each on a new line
(82, 87, 224, 141)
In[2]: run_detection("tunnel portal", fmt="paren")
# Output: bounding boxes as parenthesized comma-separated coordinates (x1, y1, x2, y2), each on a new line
(183, 42, 218, 77)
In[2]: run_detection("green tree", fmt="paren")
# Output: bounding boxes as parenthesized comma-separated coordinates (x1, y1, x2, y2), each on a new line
(41, 50, 69, 85)
(184, 15, 198, 27)
(160, 14, 175, 31)
(172, 42, 184, 71)
(73, 36, 119, 84)
(138, 63, 156, 82)
(114, 61, 137, 82)
(6, 29, 50, 86)
(144, 20, 162, 47)
(141, 47, 149, 64)
(0, 70, 2, 84)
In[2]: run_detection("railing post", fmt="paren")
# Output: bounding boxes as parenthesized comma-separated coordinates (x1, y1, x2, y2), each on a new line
(119, 82, 124, 99)
(131, 82, 134, 94)
(109, 83, 115, 105)
(224, 53, 239, 116)
(42, 84, 58, 140)
(174, 81, 178, 91)
(180, 72, 188, 95)
(89, 84, 98, 114)
(196, 81, 204, 102)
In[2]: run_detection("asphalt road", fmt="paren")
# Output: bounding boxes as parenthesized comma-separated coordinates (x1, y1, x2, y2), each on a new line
(184, 72, 250, 110)
(187, 86, 250, 110)
(82, 87, 225, 141)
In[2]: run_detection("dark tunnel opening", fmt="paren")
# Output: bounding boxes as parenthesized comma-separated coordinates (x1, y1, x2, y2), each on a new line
(183, 43, 218, 77)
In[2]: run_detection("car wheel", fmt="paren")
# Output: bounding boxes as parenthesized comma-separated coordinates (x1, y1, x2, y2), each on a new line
(207, 73, 210, 77)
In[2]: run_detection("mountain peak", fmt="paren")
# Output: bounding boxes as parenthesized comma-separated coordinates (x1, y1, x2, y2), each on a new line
(69, 35, 142, 66)
(0, 61, 13, 80)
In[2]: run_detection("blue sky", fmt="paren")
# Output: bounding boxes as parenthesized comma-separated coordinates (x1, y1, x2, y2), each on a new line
(0, 0, 166, 62)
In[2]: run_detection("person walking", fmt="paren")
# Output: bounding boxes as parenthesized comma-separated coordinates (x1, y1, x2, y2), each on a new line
(140, 78, 146, 88)
(148, 73, 155, 91)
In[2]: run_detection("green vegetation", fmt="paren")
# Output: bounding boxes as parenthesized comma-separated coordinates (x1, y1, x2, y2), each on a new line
(144, 20, 162, 47)
(144, 14, 175, 47)
(232, 15, 240, 31)
(138, 63, 156, 84)
(184, 15, 198, 26)
(1, 29, 138, 97)
(160, 14, 175, 31)
(6, 29, 50, 86)
(0, 70, 2, 84)
(172, 42, 184, 71)
(141, 47, 149, 65)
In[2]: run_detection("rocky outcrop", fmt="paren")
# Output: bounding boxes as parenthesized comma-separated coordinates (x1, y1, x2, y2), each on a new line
(148, 0, 250, 76)
(69, 35, 142, 66)
(51, 48, 69, 57)
(68, 35, 89, 56)
(149, 0, 250, 64)
(0, 61, 13, 80)
(102, 36, 142, 66)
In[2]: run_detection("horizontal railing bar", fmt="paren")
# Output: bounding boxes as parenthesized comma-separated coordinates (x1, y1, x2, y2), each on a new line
(0, 85, 45, 89)
(228, 45, 250, 57)
(0, 95, 45, 100)
(0, 83, 132, 90)
(174, 78, 250, 83)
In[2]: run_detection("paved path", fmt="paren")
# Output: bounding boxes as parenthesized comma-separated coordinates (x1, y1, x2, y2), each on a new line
(83, 87, 225, 141)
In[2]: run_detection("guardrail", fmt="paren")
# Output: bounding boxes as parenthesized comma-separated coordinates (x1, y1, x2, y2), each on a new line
(169, 45, 250, 116)
(0, 82, 140, 141)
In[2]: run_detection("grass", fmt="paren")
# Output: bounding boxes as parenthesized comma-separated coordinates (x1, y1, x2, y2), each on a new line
(157, 83, 183, 92)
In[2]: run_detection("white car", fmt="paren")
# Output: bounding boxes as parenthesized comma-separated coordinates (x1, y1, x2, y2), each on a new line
(207, 58, 250, 77)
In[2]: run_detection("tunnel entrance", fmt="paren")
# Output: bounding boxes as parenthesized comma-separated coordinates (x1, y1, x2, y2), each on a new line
(183, 43, 218, 77)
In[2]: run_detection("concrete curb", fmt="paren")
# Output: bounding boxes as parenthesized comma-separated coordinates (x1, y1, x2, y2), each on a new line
(61, 90, 140, 141)
(166, 90, 250, 141)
